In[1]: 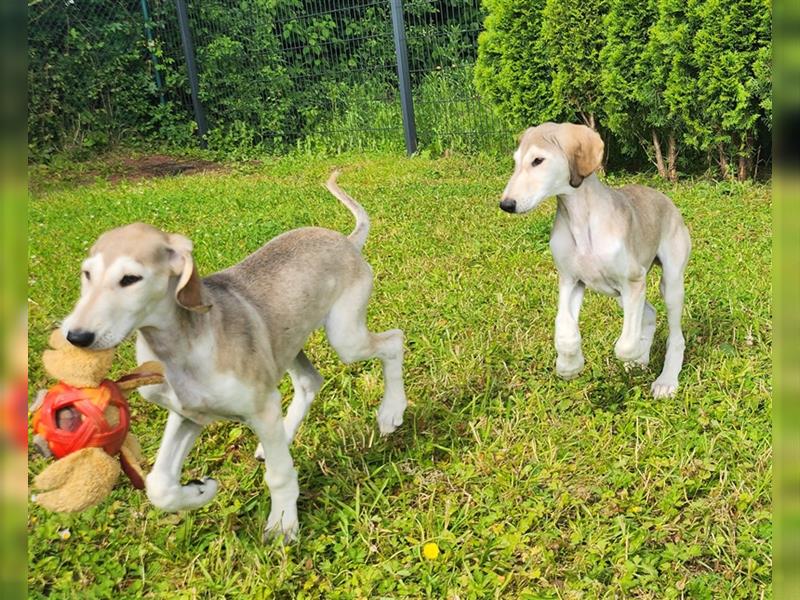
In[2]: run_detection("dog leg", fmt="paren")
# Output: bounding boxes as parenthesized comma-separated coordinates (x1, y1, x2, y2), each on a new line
(326, 272, 406, 435)
(652, 268, 687, 398)
(615, 274, 647, 362)
(146, 410, 218, 511)
(283, 352, 323, 441)
(554, 274, 586, 379)
(255, 352, 323, 460)
(616, 298, 656, 367)
(637, 301, 657, 366)
(249, 391, 299, 542)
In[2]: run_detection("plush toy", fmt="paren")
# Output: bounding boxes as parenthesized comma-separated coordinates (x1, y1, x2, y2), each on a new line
(30, 330, 164, 513)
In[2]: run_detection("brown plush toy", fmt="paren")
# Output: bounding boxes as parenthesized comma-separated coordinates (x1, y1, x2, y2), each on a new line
(30, 330, 164, 513)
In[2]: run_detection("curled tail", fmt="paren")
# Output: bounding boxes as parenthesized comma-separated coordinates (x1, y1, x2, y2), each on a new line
(326, 170, 370, 251)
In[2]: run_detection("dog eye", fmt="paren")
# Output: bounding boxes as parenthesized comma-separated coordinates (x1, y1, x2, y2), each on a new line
(82, 270, 90, 281)
(119, 275, 143, 287)
(531, 158, 545, 167)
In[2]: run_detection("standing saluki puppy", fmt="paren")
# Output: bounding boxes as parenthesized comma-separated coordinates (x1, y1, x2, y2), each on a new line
(60, 172, 407, 540)
(499, 123, 691, 397)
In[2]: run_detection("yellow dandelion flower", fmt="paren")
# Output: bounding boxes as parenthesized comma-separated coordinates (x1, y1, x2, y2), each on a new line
(423, 542, 440, 560)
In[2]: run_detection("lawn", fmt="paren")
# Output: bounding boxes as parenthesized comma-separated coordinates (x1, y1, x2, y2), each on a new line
(28, 153, 771, 599)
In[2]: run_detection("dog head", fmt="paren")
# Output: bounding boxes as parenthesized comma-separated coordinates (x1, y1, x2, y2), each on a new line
(500, 122, 604, 214)
(61, 223, 210, 350)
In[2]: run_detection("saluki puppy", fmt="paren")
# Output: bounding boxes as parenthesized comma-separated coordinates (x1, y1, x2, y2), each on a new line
(499, 122, 691, 397)
(61, 172, 407, 540)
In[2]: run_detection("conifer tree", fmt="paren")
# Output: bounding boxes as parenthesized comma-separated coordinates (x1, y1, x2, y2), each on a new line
(601, 0, 674, 177)
(690, 0, 771, 179)
(474, 0, 551, 130)
(541, 0, 609, 130)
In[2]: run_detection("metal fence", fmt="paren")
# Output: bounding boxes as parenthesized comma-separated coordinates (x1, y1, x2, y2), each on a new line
(28, 0, 511, 158)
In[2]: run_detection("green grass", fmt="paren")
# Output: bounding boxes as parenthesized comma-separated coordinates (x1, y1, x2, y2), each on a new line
(28, 153, 771, 598)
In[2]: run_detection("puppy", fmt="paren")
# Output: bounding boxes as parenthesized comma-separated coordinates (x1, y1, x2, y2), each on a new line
(500, 123, 691, 397)
(61, 172, 407, 539)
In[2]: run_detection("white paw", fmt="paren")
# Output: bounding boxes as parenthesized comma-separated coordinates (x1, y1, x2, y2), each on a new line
(377, 398, 406, 436)
(615, 338, 642, 363)
(622, 353, 649, 371)
(181, 478, 219, 510)
(254, 443, 265, 461)
(556, 354, 584, 380)
(263, 510, 299, 543)
(146, 475, 219, 511)
(651, 378, 678, 398)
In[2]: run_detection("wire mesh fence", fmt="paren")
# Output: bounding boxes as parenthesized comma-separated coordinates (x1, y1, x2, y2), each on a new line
(28, 0, 189, 159)
(28, 0, 513, 159)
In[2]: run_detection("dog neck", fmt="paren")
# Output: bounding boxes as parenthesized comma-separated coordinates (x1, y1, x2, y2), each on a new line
(137, 297, 205, 364)
(555, 173, 612, 254)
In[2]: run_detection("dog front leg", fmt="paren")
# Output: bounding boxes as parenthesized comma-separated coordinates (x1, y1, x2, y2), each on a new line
(554, 274, 586, 379)
(146, 410, 218, 511)
(615, 275, 647, 362)
(249, 391, 299, 542)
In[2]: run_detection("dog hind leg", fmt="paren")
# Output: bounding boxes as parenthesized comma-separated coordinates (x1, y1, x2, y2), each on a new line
(651, 230, 690, 397)
(325, 269, 406, 435)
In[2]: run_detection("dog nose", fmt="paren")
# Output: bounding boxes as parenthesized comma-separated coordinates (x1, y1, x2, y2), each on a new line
(499, 198, 517, 213)
(66, 329, 95, 348)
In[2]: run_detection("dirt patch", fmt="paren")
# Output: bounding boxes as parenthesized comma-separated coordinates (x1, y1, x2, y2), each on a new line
(29, 153, 229, 195)
(107, 154, 223, 182)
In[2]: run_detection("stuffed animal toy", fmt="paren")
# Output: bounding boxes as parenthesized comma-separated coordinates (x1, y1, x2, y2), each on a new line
(30, 330, 164, 513)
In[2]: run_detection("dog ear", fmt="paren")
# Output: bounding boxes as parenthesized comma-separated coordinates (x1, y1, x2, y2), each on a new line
(167, 234, 212, 313)
(563, 124, 604, 188)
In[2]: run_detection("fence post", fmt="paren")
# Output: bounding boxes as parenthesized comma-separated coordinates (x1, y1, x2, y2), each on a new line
(389, 0, 417, 155)
(174, 0, 208, 146)
(139, 0, 165, 105)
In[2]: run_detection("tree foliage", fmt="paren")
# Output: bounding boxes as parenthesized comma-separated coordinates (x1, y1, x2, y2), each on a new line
(475, 0, 772, 179)
(541, 0, 609, 130)
(474, 0, 551, 131)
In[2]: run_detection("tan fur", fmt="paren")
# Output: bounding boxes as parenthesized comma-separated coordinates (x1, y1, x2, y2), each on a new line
(32, 448, 120, 513)
(31, 331, 163, 512)
(42, 329, 115, 387)
(516, 122, 604, 188)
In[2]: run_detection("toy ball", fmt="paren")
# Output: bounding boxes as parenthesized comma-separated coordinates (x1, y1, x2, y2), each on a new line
(32, 380, 130, 459)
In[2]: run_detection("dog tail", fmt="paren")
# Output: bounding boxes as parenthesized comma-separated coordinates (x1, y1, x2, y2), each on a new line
(326, 170, 370, 252)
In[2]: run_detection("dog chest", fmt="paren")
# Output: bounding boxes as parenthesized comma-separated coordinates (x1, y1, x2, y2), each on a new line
(552, 237, 626, 296)
(163, 364, 259, 422)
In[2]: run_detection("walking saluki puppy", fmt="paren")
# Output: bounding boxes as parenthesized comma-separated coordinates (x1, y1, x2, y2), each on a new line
(60, 172, 407, 540)
(499, 122, 691, 397)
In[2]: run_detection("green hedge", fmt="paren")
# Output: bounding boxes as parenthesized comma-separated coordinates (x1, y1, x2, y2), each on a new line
(474, 0, 771, 179)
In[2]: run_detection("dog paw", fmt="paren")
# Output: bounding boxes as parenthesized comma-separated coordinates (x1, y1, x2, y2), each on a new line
(263, 513, 299, 544)
(146, 475, 219, 511)
(182, 477, 219, 509)
(622, 354, 649, 371)
(651, 378, 678, 398)
(614, 338, 643, 363)
(556, 354, 584, 380)
(254, 443, 265, 462)
(377, 399, 406, 436)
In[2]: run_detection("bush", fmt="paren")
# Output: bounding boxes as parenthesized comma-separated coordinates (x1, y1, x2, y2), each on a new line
(474, 0, 772, 178)
(474, 0, 552, 131)
(28, 0, 188, 161)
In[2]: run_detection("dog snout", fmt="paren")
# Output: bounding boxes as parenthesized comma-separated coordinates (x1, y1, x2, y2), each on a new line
(66, 329, 95, 348)
(499, 198, 517, 213)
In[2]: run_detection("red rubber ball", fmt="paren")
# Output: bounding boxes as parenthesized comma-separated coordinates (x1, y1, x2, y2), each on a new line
(32, 380, 129, 459)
